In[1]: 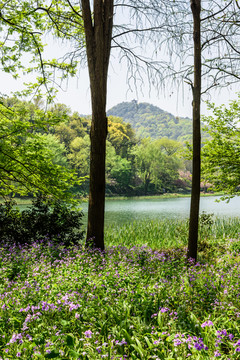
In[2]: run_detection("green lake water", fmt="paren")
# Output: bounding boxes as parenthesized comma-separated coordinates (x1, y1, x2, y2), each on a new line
(16, 195, 239, 227)
(80, 195, 240, 226)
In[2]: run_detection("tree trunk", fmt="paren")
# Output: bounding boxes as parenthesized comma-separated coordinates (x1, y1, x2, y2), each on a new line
(187, 0, 201, 262)
(81, 0, 113, 250)
(87, 98, 107, 250)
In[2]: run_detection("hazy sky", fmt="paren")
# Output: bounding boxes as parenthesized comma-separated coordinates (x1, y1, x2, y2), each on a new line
(1, 23, 239, 118)
(1, 58, 239, 119)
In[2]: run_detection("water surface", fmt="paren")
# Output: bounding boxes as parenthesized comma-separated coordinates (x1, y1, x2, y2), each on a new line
(80, 195, 240, 226)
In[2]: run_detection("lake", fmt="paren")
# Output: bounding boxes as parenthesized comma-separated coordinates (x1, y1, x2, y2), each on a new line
(80, 195, 240, 226)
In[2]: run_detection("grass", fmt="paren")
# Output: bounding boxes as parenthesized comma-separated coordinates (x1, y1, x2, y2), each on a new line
(105, 217, 240, 257)
(105, 219, 189, 249)
(0, 218, 240, 359)
(105, 192, 225, 201)
(0, 191, 225, 205)
(0, 198, 33, 205)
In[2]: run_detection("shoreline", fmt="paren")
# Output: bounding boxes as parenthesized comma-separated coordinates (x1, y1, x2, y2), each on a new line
(104, 192, 224, 201)
(0, 191, 225, 205)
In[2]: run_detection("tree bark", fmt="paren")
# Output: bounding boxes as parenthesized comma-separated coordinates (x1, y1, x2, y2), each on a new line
(187, 0, 201, 262)
(81, 0, 113, 250)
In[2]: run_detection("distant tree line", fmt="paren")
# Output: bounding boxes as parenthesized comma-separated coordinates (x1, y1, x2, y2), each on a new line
(51, 104, 193, 197)
(3, 96, 239, 203)
(107, 101, 194, 142)
(1, 97, 193, 198)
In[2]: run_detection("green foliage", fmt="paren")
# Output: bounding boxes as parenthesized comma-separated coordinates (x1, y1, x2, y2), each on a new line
(37, 133, 69, 167)
(105, 217, 240, 257)
(199, 211, 214, 228)
(106, 141, 133, 194)
(105, 219, 189, 249)
(110, 157, 132, 188)
(0, 227, 240, 358)
(202, 96, 240, 198)
(132, 138, 183, 194)
(107, 101, 193, 141)
(0, 1, 45, 76)
(0, 1, 82, 98)
(0, 196, 84, 246)
(53, 112, 138, 195)
(68, 135, 90, 177)
(53, 110, 91, 152)
(52, 109, 91, 195)
(107, 116, 138, 158)
(0, 97, 189, 198)
(0, 98, 84, 201)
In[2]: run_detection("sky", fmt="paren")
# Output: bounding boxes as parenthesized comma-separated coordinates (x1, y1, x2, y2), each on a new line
(1, 8, 240, 119)
(1, 57, 239, 119)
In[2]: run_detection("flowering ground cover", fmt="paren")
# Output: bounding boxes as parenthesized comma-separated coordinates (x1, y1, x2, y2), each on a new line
(0, 227, 240, 359)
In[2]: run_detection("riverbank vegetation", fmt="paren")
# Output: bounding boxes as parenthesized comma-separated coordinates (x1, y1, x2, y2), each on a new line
(0, 97, 204, 200)
(105, 216, 240, 257)
(0, 217, 240, 359)
(50, 99, 193, 197)
(2, 96, 239, 203)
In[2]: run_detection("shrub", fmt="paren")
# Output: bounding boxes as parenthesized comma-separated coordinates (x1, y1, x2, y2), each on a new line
(0, 196, 84, 246)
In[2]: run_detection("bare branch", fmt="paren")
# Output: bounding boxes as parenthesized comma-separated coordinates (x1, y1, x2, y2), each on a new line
(201, 0, 234, 22)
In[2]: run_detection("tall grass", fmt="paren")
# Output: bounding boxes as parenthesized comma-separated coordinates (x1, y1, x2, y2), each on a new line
(105, 219, 188, 249)
(105, 217, 240, 251)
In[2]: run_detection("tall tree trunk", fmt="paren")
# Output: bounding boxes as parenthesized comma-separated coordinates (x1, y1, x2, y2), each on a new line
(187, 0, 201, 262)
(81, 0, 113, 250)
(87, 93, 107, 250)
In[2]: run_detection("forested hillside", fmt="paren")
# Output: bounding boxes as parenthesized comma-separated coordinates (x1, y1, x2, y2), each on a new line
(107, 101, 192, 141)
(1, 98, 192, 197)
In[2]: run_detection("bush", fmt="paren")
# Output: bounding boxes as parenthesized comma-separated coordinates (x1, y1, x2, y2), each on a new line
(0, 196, 85, 246)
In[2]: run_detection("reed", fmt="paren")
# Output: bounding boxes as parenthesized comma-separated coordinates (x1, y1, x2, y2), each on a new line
(105, 217, 240, 252)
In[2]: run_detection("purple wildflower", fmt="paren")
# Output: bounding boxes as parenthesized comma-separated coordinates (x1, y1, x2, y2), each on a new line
(201, 320, 214, 328)
(84, 330, 93, 338)
(159, 307, 169, 313)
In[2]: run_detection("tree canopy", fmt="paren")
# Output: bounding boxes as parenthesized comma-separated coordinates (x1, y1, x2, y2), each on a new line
(0, 98, 83, 201)
(107, 102, 193, 142)
(202, 96, 240, 199)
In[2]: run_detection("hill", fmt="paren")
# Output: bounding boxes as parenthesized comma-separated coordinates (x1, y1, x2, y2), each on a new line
(107, 101, 192, 142)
